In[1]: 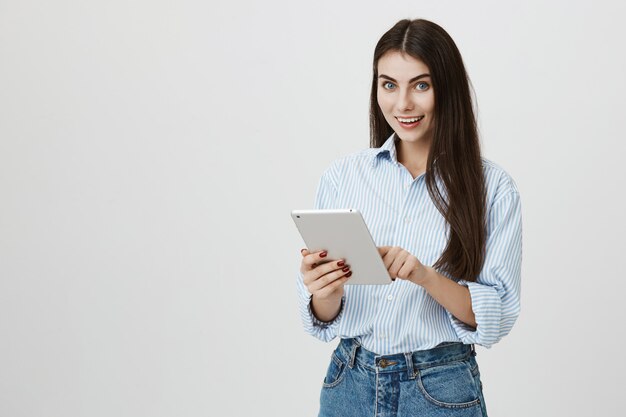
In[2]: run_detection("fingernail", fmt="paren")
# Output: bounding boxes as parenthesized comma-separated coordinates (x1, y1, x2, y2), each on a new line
(320, 251, 327, 258)
(337, 260, 345, 267)
(300, 248, 306, 254)
(345, 271, 352, 278)
(342, 266, 350, 272)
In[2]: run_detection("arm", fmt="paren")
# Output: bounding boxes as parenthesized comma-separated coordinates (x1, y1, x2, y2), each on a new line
(420, 267, 477, 328)
(296, 269, 346, 342)
(380, 187, 522, 348)
(295, 166, 347, 342)
(311, 291, 343, 322)
(441, 190, 523, 348)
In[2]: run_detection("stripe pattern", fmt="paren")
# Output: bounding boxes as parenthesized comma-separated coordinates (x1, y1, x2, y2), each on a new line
(296, 133, 522, 354)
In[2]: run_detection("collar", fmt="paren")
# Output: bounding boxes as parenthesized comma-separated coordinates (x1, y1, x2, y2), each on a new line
(371, 132, 398, 168)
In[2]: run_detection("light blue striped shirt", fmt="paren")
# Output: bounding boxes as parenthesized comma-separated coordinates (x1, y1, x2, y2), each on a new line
(296, 133, 522, 354)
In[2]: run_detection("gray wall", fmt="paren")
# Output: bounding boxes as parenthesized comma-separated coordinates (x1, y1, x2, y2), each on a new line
(1, 0, 624, 416)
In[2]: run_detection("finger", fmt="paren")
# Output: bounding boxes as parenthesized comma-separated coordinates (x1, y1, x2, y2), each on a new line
(389, 249, 410, 277)
(309, 267, 351, 293)
(306, 261, 349, 289)
(380, 247, 395, 270)
(398, 260, 416, 280)
(316, 275, 351, 298)
(312, 250, 333, 269)
(378, 246, 391, 257)
(301, 249, 327, 269)
(303, 259, 347, 286)
(389, 254, 406, 278)
(299, 249, 314, 275)
(403, 256, 424, 282)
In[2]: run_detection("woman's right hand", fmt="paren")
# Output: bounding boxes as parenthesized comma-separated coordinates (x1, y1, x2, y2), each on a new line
(300, 249, 352, 301)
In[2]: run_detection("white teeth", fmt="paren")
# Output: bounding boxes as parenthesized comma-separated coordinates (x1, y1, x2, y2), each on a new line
(398, 116, 424, 123)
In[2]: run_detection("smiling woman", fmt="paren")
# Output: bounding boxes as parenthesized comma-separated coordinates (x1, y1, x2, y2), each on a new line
(296, 18, 522, 417)
(376, 53, 435, 178)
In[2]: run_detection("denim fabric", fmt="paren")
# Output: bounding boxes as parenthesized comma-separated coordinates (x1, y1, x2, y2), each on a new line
(319, 338, 488, 417)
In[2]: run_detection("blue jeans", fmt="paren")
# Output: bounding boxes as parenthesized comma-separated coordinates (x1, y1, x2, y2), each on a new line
(319, 338, 488, 417)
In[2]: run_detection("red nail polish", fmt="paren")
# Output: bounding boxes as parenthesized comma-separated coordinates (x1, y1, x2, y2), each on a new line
(337, 261, 345, 267)
(342, 266, 350, 272)
(345, 271, 352, 278)
(320, 251, 327, 258)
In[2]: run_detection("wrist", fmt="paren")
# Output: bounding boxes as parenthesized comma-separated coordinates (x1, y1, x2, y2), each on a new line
(311, 293, 344, 322)
(413, 265, 437, 288)
(312, 290, 343, 305)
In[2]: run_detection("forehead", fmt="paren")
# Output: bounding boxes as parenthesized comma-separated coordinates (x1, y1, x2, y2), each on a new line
(377, 51, 430, 78)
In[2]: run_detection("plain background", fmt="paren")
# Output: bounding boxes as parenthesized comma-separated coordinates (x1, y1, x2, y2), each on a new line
(1, 0, 625, 416)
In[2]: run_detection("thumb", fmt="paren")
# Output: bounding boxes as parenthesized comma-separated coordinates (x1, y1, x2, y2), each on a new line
(300, 248, 309, 257)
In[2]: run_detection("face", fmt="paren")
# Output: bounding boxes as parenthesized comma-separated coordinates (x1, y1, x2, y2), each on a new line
(376, 50, 435, 146)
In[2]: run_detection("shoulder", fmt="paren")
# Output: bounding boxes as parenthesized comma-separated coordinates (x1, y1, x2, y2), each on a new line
(320, 147, 378, 180)
(481, 157, 520, 206)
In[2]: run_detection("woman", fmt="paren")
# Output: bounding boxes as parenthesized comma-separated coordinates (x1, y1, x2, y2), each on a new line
(296, 18, 522, 417)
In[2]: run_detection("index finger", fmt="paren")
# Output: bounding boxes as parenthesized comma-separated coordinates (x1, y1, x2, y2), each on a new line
(378, 246, 391, 257)
(301, 249, 328, 268)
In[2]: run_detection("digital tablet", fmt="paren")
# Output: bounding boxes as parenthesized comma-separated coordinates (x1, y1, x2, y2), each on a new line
(291, 209, 392, 285)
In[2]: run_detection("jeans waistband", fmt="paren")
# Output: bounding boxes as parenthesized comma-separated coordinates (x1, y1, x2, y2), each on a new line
(336, 338, 475, 378)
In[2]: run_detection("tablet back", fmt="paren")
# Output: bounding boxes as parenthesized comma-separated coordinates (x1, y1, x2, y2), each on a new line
(291, 209, 391, 285)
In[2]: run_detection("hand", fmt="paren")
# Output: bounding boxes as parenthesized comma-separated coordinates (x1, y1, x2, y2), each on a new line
(300, 249, 352, 301)
(377, 246, 430, 286)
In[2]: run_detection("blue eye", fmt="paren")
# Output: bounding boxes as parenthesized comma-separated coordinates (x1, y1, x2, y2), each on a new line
(383, 81, 395, 89)
(416, 82, 430, 90)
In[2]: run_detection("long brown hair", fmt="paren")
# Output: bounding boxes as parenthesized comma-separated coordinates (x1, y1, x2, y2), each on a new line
(370, 19, 486, 282)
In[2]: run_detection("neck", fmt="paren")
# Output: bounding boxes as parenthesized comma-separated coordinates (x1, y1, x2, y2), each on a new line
(395, 136, 431, 170)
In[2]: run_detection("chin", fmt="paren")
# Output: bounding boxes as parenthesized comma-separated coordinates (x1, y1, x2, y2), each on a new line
(395, 127, 433, 143)
(396, 134, 424, 143)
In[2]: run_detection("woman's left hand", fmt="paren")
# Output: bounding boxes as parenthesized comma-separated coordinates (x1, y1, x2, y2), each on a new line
(377, 246, 430, 286)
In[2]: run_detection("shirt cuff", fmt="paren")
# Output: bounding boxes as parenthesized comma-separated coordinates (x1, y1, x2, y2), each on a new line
(446, 280, 503, 348)
(308, 295, 345, 327)
(296, 270, 344, 342)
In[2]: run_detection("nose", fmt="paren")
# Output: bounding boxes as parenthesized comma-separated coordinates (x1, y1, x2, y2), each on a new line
(396, 89, 414, 112)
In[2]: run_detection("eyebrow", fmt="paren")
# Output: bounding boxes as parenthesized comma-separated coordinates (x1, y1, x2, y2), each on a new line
(378, 73, 431, 83)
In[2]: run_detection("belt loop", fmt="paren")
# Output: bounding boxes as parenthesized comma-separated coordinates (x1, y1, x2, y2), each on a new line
(470, 344, 476, 356)
(348, 339, 359, 369)
(404, 352, 416, 379)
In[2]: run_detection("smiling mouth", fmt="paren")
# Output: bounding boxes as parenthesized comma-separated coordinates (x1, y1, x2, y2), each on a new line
(396, 116, 425, 123)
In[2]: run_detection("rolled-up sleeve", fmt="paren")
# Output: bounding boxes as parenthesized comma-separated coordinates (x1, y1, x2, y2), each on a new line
(295, 167, 345, 342)
(296, 270, 345, 342)
(446, 190, 522, 348)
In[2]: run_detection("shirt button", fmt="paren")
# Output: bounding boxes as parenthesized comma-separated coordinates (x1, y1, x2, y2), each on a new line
(387, 294, 393, 301)
(405, 217, 411, 224)
(379, 333, 386, 339)
(405, 183, 410, 189)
